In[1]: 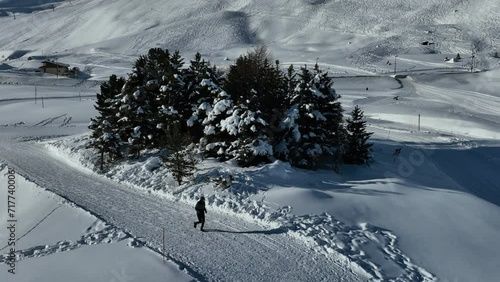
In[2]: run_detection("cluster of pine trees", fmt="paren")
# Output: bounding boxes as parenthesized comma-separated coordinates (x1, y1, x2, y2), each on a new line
(88, 47, 373, 173)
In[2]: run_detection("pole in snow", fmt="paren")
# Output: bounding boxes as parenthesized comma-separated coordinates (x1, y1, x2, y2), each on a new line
(162, 227, 165, 263)
(394, 55, 398, 75)
(42, 96, 44, 108)
(35, 86, 37, 104)
(418, 114, 421, 131)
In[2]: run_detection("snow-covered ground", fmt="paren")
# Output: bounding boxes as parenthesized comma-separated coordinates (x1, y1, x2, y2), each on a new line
(0, 167, 195, 282)
(1, 0, 500, 281)
(1, 66, 499, 281)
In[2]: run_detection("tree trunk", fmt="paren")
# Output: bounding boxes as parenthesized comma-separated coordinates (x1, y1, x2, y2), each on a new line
(100, 150, 104, 172)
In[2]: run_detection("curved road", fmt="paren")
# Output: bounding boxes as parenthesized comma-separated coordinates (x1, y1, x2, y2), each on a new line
(0, 130, 366, 282)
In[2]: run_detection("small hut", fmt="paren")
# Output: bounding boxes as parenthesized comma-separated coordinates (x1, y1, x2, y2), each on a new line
(39, 61, 69, 76)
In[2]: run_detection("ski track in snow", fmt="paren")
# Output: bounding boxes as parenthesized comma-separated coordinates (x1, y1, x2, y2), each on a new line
(0, 135, 367, 282)
(414, 82, 500, 119)
(30, 114, 73, 127)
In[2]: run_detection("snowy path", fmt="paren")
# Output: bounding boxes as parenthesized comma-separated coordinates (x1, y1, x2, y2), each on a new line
(0, 133, 366, 282)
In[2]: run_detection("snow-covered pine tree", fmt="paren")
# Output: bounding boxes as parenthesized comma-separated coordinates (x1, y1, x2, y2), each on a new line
(281, 65, 343, 169)
(281, 66, 317, 168)
(115, 56, 157, 158)
(142, 48, 176, 147)
(223, 47, 286, 166)
(201, 89, 235, 160)
(184, 52, 222, 142)
(157, 50, 187, 142)
(344, 105, 373, 165)
(283, 64, 297, 108)
(93, 74, 125, 127)
(88, 74, 126, 170)
(230, 100, 272, 167)
(311, 63, 346, 171)
(274, 64, 297, 160)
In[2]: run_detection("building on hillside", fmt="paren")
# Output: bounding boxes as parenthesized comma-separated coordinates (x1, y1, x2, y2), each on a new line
(39, 61, 69, 76)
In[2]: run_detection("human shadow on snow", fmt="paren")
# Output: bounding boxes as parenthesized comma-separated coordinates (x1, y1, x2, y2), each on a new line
(203, 227, 286, 235)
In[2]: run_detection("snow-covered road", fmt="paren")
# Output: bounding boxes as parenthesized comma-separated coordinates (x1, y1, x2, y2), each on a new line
(0, 131, 366, 282)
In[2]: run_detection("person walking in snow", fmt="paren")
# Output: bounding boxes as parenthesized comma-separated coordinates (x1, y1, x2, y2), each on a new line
(194, 196, 207, 231)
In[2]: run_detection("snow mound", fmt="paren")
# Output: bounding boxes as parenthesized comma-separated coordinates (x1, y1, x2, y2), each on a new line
(143, 157, 161, 172)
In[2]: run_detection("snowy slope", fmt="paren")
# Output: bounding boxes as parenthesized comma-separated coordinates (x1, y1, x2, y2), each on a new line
(1, 0, 500, 76)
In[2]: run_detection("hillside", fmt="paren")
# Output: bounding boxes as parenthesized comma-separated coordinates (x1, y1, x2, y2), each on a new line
(1, 0, 500, 75)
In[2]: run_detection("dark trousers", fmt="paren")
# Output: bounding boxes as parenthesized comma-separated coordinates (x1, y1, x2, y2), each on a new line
(195, 212, 205, 229)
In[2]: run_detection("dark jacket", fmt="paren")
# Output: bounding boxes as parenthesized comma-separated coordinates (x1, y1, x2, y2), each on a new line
(195, 200, 206, 213)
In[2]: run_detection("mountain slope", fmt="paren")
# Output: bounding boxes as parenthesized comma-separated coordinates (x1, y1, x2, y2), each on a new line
(1, 0, 499, 70)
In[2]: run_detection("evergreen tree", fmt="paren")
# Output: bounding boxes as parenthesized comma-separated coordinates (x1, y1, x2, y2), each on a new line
(184, 53, 222, 142)
(224, 46, 284, 120)
(87, 48, 355, 172)
(281, 66, 318, 168)
(88, 75, 126, 170)
(112, 48, 187, 157)
(224, 54, 258, 105)
(157, 50, 187, 136)
(114, 56, 157, 157)
(281, 65, 344, 169)
(311, 63, 346, 171)
(283, 64, 297, 108)
(160, 123, 197, 185)
(165, 150, 197, 185)
(201, 89, 235, 160)
(274, 64, 297, 160)
(344, 105, 373, 165)
(223, 47, 284, 166)
(231, 102, 272, 166)
(144, 48, 173, 80)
